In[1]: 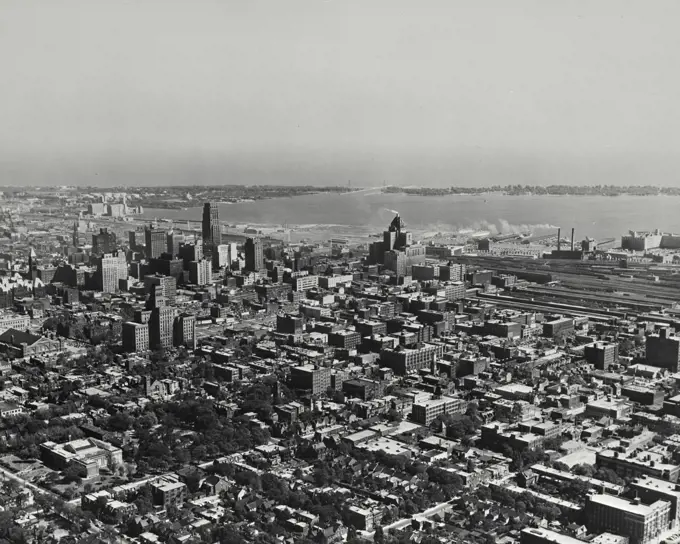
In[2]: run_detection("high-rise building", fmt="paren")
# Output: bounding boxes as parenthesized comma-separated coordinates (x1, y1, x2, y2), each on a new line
(97, 252, 128, 293)
(180, 240, 203, 269)
(244, 237, 264, 272)
(646, 329, 680, 372)
(213, 243, 237, 270)
(189, 259, 212, 286)
(202, 202, 221, 249)
(147, 285, 167, 310)
(128, 230, 139, 251)
(92, 228, 117, 255)
(144, 274, 177, 305)
(369, 213, 424, 273)
(290, 365, 331, 395)
(72, 223, 79, 247)
(166, 231, 185, 258)
(122, 322, 149, 353)
(584, 341, 619, 370)
(144, 225, 167, 260)
(149, 257, 184, 285)
(277, 314, 304, 335)
(150, 306, 175, 350)
(174, 313, 196, 349)
(585, 493, 671, 544)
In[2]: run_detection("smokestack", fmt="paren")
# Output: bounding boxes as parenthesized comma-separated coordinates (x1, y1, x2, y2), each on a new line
(557, 228, 561, 251)
(571, 228, 575, 251)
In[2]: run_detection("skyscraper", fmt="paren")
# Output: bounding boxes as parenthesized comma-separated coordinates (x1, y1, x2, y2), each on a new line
(98, 252, 128, 293)
(213, 243, 237, 270)
(244, 237, 264, 272)
(166, 230, 185, 257)
(189, 259, 212, 286)
(179, 240, 203, 269)
(174, 313, 196, 349)
(122, 322, 149, 353)
(72, 222, 79, 247)
(145, 225, 166, 259)
(150, 306, 175, 350)
(128, 230, 139, 251)
(144, 273, 177, 305)
(202, 202, 221, 249)
(92, 228, 117, 255)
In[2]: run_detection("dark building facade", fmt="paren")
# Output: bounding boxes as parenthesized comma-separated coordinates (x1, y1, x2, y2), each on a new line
(92, 228, 117, 255)
(245, 237, 264, 272)
(144, 225, 167, 260)
(202, 202, 221, 249)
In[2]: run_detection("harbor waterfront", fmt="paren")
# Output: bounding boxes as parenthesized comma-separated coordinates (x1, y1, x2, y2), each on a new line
(143, 192, 680, 242)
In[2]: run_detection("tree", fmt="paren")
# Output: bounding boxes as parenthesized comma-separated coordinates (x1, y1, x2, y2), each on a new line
(133, 486, 154, 515)
(107, 411, 133, 432)
(572, 464, 595, 477)
(374, 525, 385, 543)
(185, 470, 203, 493)
(63, 465, 83, 484)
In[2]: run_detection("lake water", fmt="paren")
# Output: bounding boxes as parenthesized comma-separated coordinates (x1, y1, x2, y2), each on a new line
(144, 192, 680, 241)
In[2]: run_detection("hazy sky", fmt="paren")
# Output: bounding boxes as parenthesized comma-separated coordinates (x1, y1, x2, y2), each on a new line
(2, 0, 679, 187)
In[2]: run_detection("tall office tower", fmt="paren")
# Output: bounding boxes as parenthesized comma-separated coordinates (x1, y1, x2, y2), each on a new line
(92, 228, 117, 255)
(646, 328, 680, 372)
(149, 257, 184, 285)
(202, 202, 221, 249)
(244, 237, 264, 272)
(144, 225, 167, 259)
(144, 273, 177, 305)
(149, 306, 175, 350)
(28, 248, 37, 272)
(179, 240, 203, 269)
(166, 230, 185, 257)
(97, 252, 128, 293)
(174, 313, 196, 349)
(122, 322, 149, 353)
(213, 243, 237, 270)
(128, 230, 139, 251)
(72, 222, 79, 247)
(146, 284, 167, 310)
(189, 259, 212, 286)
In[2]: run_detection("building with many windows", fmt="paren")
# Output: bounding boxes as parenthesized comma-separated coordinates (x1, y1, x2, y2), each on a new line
(144, 225, 167, 259)
(411, 395, 468, 425)
(647, 328, 680, 372)
(291, 365, 331, 395)
(0, 312, 30, 333)
(150, 307, 175, 350)
(40, 438, 124, 478)
(245, 237, 264, 272)
(585, 493, 671, 544)
(97, 252, 128, 293)
(122, 322, 149, 353)
(92, 228, 117, 255)
(144, 274, 177, 305)
(380, 343, 444, 375)
(189, 259, 212, 286)
(202, 202, 221, 249)
(174, 313, 196, 349)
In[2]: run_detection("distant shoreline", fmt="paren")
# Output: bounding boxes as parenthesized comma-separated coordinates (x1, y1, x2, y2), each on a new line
(382, 186, 680, 197)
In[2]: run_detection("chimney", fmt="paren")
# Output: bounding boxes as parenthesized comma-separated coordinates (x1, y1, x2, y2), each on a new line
(557, 228, 561, 252)
(571, 228, 575, 251)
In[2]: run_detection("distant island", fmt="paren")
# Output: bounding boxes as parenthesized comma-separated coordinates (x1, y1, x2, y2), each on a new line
(383, 184, 680, 197)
